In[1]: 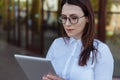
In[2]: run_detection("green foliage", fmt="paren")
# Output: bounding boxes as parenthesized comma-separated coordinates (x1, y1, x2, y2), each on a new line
(90, 0, 113, 25)
(0, 0, 3, 15)
(90, 0, 113, 11)
(0, 1, 2, 8)
(91, 0, 99, 11)
(107, 0, 113, 11)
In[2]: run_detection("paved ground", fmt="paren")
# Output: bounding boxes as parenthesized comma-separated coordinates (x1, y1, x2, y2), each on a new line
(0, 41, 40, 80)
(106, 36, 120, 77)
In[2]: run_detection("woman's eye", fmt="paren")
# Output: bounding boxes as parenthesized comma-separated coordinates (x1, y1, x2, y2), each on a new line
(63, 17, 67, 20)
(71, 16, 78, 20)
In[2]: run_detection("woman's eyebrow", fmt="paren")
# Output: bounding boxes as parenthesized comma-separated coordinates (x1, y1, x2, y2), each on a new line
(61, 14, 78, 16)
(69, 14, 79, 17)
(61, 14, 66, 16)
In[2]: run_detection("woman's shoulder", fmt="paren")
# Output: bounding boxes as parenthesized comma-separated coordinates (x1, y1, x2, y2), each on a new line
(53, 37, 65, 43)
(93, 39, 113, 60)
(54, 37, 64, 41)
(52, 37, 66, 45)
(93, 39, 114, 66)
(94, 39, 109, 50)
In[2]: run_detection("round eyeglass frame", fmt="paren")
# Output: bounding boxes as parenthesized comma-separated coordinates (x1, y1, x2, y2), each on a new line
(58, 15, 85, 25)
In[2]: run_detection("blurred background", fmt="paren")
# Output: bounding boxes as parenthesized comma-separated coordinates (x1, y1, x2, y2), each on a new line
(0, 0, 120, 79)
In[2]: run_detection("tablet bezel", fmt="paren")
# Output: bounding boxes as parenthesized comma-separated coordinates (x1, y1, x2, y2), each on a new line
(14, 54, 56, 80)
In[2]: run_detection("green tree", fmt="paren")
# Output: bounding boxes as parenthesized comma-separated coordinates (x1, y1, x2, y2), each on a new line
(31, 0, 42, 32)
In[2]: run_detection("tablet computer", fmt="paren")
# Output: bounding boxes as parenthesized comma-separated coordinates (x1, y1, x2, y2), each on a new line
(14, 54, 56, 80)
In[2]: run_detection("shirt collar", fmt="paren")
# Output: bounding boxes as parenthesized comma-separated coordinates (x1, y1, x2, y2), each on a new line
(69, 37, 82, 45)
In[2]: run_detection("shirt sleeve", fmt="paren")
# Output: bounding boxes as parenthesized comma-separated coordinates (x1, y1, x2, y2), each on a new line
(94, 44, 114, 80)
(46, 39, 56, 60)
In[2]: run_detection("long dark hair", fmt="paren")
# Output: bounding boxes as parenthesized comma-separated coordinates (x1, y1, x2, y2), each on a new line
(60, 0, 97, 66)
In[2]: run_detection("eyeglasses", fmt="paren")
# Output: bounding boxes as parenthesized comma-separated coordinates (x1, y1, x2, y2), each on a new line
(58, 15, 85, 25)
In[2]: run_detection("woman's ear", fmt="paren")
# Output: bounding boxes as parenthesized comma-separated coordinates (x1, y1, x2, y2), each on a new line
(85, 17, 89, 23)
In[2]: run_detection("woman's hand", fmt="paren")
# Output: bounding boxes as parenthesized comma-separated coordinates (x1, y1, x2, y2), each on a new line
(42, 73, 64, 80)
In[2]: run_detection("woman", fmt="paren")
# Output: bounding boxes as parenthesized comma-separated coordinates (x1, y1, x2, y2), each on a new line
(42, 0, 114, 80)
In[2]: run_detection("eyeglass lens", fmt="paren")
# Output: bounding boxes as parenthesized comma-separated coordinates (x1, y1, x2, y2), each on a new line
(59, 15, 84, 25)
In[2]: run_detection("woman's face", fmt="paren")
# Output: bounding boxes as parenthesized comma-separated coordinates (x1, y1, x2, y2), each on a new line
(62, 3, 88, 39)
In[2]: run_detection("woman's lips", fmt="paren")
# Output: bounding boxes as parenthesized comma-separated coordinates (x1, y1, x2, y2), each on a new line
(66, 29, 74, 32)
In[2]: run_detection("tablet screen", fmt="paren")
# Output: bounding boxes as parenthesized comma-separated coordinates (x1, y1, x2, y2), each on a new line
(14, 54, 56, 80)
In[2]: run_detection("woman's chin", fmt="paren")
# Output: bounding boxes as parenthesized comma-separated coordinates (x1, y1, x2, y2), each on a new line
(67, 34, 74, 37)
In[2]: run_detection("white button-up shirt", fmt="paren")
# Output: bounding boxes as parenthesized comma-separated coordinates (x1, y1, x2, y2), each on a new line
(46, 37, 114, 80)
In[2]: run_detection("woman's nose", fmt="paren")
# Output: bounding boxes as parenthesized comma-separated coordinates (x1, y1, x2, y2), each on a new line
(65, 18, 71, 26)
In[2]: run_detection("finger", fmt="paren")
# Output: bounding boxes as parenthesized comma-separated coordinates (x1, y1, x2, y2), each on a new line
(47, 74, 60, 80)
(42, 75, 49, 80)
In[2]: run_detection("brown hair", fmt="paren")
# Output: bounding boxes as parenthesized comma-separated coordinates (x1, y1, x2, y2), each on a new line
(60, 0, 97, 66)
